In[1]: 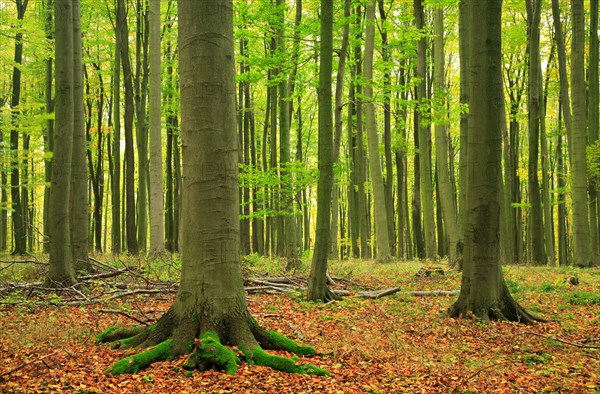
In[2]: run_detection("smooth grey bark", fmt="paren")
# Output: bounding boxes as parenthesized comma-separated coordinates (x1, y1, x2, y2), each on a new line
(117, 0, 139, 254)
(307, 0, 338, 302)
(588, 0, 600, 263)
(330, 0, 350, 260)
(570, 0, 591, 267)
(448, 0, 542, 323)
(364, 0, 391, 262)
(70, 0, 90, 272)
(148, 0, 165, 254)
(414, 0, 436, 260)
(42, 0, 54, 254)
(111, 4, 122, 255)
(47, 0, 75, 286)
(525, 0, 545, 265)
(433, 7, 461, 265)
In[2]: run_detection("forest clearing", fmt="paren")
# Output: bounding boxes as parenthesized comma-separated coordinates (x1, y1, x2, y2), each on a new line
(1, 257, 598, 393)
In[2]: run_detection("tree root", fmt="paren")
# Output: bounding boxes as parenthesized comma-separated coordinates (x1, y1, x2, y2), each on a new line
(97, 310, 328, 376)
(447, 285, 547, 324)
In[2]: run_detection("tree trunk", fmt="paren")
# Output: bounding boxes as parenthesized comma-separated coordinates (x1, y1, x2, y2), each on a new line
(9, 0, 28, 256)
(433, 7, 461, 265)
(111, 7, 122, 255)
(525, 0, 545, 265)
(364, 0, 391, 262)
(100, 0, 326, 376)
(448, 0, 543, 323)
(47, 0, 75, 286)
(588, 0, 600, 263)
(330, 0, 350, 260)
(457, 0, 469, 268)
(307, 0, 338, 302)
(71, 0, 90, 272)
(42, 0, 54, 254)
(414, 0, 436, 260)
(570, 0, 591, 267)
(118, 0, 139, 255)
(148, 0, 165, 255)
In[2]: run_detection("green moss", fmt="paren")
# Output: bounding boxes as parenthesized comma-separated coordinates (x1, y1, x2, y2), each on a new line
(242, 346, 329, 376)
(119, 336, 134, 349)
(97, 326, 120, 343)
(105, 339, 173, 375)
(183, 331, 240, 375)
(267, 330, 316, 356)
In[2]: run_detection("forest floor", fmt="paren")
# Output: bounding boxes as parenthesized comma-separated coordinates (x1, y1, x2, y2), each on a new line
(0, 255, 598, 393)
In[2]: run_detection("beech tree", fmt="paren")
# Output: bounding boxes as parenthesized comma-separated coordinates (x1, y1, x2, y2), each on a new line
(99, 0, 327, 376)
(448, 0, 545, 323)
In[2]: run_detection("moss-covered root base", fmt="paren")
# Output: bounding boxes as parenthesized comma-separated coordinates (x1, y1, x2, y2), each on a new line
(184, 331, 240, 374)
(97, 326, 147, 345)
(105, 339, 173, 375)
(448, 288, 548, 324)
(242, 347, 329, 376)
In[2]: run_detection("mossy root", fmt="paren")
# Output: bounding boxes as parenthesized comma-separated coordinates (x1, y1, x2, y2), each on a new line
(242, 347, 329, 376)
(105, 339, 173, 375)
(183, 331, 240, 374)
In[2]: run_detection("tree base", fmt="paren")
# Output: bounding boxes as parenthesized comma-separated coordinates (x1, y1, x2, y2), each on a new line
(97, 308, 329, 376)
(447, 285, 547, 324)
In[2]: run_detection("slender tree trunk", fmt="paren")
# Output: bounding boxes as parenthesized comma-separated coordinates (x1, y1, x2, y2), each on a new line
(148, 0, 165, 255)
(525, 0, 545, 265)
(135, 2, 149, 252)
(541, 45, 556, 266)
(118, 0, 139, 254)
(364, 0, 391, 262)
(458, 0, 469, 268)
(414, 0, 436, 260)
(433, 7, 461, 264)
(588, 0, 600, 263)
(570, 0, 591, 267)
(47, 0, 75, 286)
(9, 0, 28, 256)
(42, 0, 54, 254)
(378, 0, 396, 256)
(111, 4, 122, 255)
(330, 0, 350, 260)
(71, 0, 90, 271)
(308, 0, 338, 302)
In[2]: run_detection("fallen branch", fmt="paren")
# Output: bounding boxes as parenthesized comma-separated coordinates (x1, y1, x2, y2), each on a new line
(0, 350, 63, 381)
(527, 331, 600, 349)
(98, 309, 151, 325)
(359, 288, 459, 299)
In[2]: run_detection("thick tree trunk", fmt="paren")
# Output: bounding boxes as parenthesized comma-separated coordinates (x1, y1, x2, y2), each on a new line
(100, 0, 326, 376)
(448, 0, 543, 323)
(148, 0, 165, 255)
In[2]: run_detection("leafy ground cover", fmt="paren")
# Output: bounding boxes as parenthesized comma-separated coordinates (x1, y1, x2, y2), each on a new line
(0, 256, 598, 393)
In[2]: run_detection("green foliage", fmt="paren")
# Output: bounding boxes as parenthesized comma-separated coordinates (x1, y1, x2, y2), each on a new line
(586, 140, 600, 187)
(106, 339, 173, 375)
(568, 291, 600, 306)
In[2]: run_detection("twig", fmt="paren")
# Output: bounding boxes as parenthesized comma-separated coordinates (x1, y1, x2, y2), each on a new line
(358, 288, 459, 299)
(0, 350, 63, 381)
(527, 331, 600, 349)
(98, 309, 151, 325)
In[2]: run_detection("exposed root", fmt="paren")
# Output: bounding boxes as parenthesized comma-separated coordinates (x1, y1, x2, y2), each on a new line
(447, 285, 547, 324)
(97, 310, 328, 376)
